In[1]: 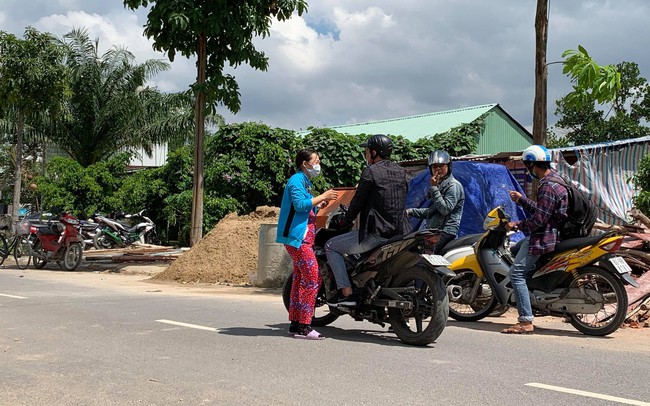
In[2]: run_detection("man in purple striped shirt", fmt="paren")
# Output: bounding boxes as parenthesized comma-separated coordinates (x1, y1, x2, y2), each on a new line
(502, 145, 569, 334)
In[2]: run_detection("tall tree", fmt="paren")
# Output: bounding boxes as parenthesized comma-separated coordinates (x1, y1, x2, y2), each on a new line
(52, 28, 200, 167)
(554, 60, 646, 145)
(0, 28, 67, 219)
(533, 0, 549, 146)
(123, 0, 308, 245)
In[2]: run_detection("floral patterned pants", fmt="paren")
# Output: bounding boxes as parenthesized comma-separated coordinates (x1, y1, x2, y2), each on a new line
(285, 242, 321, 325)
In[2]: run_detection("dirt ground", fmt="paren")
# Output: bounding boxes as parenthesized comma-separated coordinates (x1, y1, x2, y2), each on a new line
(153, 206, 280, 286)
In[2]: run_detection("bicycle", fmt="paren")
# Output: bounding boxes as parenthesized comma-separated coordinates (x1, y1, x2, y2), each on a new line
(0, 215, 32, 270)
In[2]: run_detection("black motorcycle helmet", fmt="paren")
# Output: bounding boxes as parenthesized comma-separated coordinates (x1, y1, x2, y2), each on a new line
(427, 150, 452, 175)
(360, 134, 393, 159)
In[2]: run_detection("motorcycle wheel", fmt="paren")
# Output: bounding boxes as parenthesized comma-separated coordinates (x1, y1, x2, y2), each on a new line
(94, 232, 117, 250)
(62, 243, 83, 271)
(282, 273, 339, 327)
(144, 230, 160, 245)
(14, 237, 32, 270)
(448, 270, 498, 322)
(388, 266, 449, 346)
(567, 266, 628, 336)
(32, 241, 47, 269)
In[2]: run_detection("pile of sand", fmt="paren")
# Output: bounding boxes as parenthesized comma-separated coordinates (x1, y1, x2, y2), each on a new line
(154, 206, 280, 285)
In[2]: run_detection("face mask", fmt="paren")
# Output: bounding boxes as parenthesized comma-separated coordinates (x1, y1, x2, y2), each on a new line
(526, 164, 538, 179)
(306, 164, 321, 178)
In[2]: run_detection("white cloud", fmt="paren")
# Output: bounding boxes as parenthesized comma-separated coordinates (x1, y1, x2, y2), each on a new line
(34, 10, 196, 93)
(3, 0, 650, 133)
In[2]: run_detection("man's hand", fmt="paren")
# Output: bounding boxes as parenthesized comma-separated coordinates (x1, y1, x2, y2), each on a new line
(509, 190, 522, 203)
(505, 221, 519, 231)
(430, 174, 441, 186)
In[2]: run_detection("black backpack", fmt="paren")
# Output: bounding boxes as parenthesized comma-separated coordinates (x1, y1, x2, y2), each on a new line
(549, 176, 597, 239)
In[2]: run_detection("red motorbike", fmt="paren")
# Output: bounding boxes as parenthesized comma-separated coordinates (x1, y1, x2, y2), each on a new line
(29, 212, 84, 271)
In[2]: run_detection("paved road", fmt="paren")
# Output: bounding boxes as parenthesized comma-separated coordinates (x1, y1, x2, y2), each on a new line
(0, 268, 648, 406)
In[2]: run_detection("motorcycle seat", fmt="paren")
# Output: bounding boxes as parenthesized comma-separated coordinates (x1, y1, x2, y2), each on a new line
(439, 233, 482, 255)
(534, 232, 615, 269)
(33, 224, 60, 235)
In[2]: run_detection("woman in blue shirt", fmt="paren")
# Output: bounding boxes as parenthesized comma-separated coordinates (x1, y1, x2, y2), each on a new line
(277, 149, 338, 339)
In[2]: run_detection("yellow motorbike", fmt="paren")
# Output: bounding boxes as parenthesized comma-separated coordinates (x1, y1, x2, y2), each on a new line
(447, 206, 638, 336)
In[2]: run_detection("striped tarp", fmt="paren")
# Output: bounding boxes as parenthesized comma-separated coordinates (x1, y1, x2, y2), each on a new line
(550, 136, 650, 226)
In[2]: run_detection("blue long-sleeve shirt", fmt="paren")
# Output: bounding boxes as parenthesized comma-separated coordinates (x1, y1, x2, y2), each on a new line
(276, 172, 315, 248)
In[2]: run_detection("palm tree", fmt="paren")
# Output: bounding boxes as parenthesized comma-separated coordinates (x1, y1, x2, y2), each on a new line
(51, 28, 212, 167)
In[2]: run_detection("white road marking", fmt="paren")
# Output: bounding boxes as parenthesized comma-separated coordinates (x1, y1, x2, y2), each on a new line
(155, 319, 219, 332)
(0, 293, 27, 299)
(526, 383, 650, 405)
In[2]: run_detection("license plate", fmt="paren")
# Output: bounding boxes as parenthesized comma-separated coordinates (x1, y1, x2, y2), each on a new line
(422, 254, 451, 267)
(609, 256, 632, 274)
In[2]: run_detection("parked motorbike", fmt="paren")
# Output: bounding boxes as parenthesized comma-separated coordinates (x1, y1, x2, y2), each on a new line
(93, 209, 158, 249)
(435, 232, 512, 320)
(446, 206, 638, 336)
(80, 218, 100, 250)
(282, 206, 455, 346)
(29, 211, 84, 271)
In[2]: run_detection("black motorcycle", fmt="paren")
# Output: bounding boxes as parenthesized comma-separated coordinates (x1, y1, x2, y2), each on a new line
(282, 206, 454, 346)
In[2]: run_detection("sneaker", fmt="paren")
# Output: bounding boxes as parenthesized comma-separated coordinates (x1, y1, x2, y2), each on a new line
(327, 291, 357, 307)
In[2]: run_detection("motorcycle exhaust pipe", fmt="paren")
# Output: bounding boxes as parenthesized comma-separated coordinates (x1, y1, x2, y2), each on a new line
(447, 285, 463, 301)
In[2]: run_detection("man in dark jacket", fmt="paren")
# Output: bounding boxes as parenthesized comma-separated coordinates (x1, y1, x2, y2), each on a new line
(325, 134, 409, 306)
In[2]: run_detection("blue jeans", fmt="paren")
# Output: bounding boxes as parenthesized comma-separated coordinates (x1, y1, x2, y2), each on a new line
(324, 231, 387, 290)
(509, 236, 539, 323)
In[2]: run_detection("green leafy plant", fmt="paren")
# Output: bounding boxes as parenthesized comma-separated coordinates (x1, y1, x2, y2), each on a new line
(204, 122, 301, 213)
(633, 153, 650, 216)
(302, 128, 365, 188)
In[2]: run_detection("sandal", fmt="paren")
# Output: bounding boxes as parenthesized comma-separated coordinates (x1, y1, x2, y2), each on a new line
(501, 323, 534, 334)
(293, 327, 325, 340)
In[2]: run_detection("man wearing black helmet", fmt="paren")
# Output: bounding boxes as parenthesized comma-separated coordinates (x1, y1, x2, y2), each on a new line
(325, 134, 410, 307)
(406, 150, 465, 254)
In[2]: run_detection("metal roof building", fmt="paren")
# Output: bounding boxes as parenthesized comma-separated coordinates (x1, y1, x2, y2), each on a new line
(312, 103, 533, 155)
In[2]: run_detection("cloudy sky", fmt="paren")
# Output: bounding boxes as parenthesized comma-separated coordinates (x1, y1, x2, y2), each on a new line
(2, 0, 649, 133)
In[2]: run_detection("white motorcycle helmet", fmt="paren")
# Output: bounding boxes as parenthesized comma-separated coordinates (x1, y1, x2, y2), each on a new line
(521, 145, 551, 163)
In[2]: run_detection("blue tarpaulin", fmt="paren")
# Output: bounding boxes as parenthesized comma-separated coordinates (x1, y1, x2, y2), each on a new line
(406, 161, 527, 239)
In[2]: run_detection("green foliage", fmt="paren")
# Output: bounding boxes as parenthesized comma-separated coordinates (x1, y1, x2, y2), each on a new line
(433, 115, 483, 156)
(123, 0, 308, 115)
(31, 115, 489, 245)
(50, 28, 201, 167)
(302, 128, 365, 188)
(562, 46, 621, 107)
(204, 122, 301, 213)
(34, 154, 130, 218)
(0, 28, 67, 117)
(546, 131, 571, 148)
(554, 61, 650, 145)
(633, 153, 650, 216)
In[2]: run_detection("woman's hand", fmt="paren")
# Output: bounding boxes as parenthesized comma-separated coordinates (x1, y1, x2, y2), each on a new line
(315, 189, 338, 208)
(322, 189, 338, 201)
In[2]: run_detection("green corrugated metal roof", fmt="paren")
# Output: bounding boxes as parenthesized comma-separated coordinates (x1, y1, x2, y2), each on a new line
(323, 103, 499, 142)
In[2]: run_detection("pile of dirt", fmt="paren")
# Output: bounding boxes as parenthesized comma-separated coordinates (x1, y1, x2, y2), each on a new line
(154, 206, 280, 285)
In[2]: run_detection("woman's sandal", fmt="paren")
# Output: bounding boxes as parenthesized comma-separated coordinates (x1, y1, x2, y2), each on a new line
(293, 328, 325, 340)
(501, 323, 534, 334)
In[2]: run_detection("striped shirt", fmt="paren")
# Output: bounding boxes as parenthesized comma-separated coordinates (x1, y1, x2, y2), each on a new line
(516, 170, 569, 255)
